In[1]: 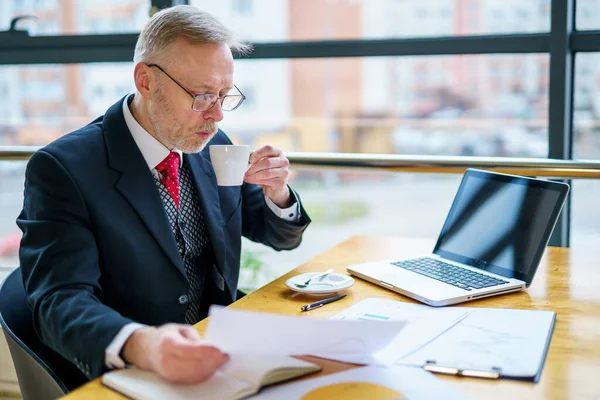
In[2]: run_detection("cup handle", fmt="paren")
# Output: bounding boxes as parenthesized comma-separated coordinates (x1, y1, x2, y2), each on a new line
(246, 149, 254, 172)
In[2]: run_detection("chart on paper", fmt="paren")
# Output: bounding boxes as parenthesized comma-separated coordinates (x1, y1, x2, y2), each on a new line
(354, 313, 391, 321)
(331, 298, 467, 323)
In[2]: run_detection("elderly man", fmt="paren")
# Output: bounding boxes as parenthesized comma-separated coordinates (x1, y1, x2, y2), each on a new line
(17, 5, 310, 388)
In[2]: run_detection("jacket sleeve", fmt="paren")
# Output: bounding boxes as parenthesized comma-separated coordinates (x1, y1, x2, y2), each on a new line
(240, 182, 311, 251)
(17, 150, 135, 380)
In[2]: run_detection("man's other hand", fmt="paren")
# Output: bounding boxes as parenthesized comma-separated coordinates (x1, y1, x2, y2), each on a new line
(122, 324, 229, 384)
(245, 145, 291, 207)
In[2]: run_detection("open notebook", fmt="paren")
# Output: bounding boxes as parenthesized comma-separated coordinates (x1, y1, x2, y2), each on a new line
(102, 354, 320, 400)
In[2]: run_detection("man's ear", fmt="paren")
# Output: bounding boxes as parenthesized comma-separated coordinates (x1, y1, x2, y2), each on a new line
(133, 63, 153, 99)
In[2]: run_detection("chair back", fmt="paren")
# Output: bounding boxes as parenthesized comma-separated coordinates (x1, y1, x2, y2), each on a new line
(0, 267, 67, 399)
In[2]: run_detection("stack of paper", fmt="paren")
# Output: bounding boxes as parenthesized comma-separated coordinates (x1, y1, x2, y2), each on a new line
(102, 304, 476, 400)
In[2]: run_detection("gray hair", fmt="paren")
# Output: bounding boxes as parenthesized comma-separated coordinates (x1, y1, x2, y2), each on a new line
(133, 5, 252, 65)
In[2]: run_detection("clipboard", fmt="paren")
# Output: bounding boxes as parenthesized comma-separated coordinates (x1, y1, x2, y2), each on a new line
(405, 310, 557, 383)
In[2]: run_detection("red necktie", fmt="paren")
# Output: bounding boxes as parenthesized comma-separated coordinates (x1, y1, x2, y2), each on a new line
(156, 152, 180, 209)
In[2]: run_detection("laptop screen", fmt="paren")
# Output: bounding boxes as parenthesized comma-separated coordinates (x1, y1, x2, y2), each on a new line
(433, 169, 569, 285)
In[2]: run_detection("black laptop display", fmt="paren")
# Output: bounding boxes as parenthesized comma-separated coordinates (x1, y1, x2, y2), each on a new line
(433, 169, 570, 285)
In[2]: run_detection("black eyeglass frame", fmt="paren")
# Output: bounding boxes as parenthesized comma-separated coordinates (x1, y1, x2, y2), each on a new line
(146, 63, 246, 112)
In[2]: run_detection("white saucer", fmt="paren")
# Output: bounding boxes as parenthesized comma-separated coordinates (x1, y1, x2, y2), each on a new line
(285, 272, 355, 297)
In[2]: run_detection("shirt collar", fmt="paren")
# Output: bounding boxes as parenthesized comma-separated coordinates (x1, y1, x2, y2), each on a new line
(122, 94, 183, 170)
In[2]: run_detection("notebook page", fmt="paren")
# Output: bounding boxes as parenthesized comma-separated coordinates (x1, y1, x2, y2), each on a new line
(102, 368, 251, 400)
(222, 355, 320, 388)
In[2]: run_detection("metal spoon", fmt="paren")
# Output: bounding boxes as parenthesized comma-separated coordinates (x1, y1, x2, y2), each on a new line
(294, 269, 334, 288)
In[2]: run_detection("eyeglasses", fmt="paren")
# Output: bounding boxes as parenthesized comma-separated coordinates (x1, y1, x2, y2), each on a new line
(147, 63, 246, 112)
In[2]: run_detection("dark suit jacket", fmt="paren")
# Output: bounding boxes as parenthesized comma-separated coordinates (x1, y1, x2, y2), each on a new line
(16, 97, 310, 383)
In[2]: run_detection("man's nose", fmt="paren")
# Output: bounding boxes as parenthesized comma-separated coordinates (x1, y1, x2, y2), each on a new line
(203, 100, 224, 122)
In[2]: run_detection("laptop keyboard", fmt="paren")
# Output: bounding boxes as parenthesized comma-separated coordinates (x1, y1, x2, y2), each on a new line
(390, 257, 509, 291)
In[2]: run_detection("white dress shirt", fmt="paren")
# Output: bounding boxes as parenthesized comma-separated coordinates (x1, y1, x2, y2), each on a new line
(105, 95, 301, 368)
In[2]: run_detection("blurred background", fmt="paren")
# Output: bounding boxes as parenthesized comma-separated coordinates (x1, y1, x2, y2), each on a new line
(0, 0, 598, 293)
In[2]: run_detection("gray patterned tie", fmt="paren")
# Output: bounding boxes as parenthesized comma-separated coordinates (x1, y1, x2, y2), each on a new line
(155, 155, 208, 324)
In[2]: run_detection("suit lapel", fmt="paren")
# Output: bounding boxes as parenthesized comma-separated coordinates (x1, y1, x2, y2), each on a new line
(102, 97, 186, 278)
(184, 151, 226, 276)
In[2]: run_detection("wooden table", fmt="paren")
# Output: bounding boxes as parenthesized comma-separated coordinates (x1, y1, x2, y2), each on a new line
(63, 236, 600, 400)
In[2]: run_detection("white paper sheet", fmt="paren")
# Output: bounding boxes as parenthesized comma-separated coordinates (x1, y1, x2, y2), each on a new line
(330, 298, 469, 364)
(205, 306, 406, 362)
(248, 365, 470, 400)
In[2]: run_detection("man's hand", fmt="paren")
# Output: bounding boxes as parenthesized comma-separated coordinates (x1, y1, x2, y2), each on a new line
(122, 324, 229, 384)
(244, 145, 291, 207)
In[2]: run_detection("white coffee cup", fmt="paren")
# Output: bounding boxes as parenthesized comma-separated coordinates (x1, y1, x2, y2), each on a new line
(209, 145, 252, 186)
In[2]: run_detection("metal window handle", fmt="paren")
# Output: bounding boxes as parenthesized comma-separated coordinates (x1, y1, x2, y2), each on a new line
(1, 16, 37, 37)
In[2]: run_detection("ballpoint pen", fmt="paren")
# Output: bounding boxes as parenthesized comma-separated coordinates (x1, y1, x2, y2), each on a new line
(300, 293, 347, 311)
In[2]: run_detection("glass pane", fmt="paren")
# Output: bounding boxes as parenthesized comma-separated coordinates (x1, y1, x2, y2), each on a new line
(242, 169, 600, 291)
(0, 161, 26, 268)
(572, 53, 600, 249)
(571, 180, 600, 249)
(0, 0, 150, 35)
(191, 0, 551, 42)
(573, 53, 600, 159)
(240, 170, 462, 291)
(576, 0, 600, 31)
(0, 63, 135, 146)
(221, 55, 549, 157)
(0, 63, 134, 268)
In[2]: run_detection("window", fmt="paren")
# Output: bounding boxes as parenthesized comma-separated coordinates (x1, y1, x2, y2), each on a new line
(573, 53, 600, 160)
(0, 1, 595, 273)
(0, 160, 26, 267)
(0, 0, 150, 35)
(571, 180, 600, 249)
(576, 0, 600, 30)
(244, 170, 463, 282)
(0, 62, 134, 267)
(566, 53, 600, 248)
(492, 9, 505, 19)
(0, 63, 134, 145)
(190, 0, 551, 42)
(415, 8, 428, 18)
(240, 86, 255, 109)
(222, 55, 548, 157)
(233, 0, 253, 15)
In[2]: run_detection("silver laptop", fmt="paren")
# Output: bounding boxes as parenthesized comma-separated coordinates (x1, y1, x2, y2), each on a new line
(348, 169, 570, 306)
